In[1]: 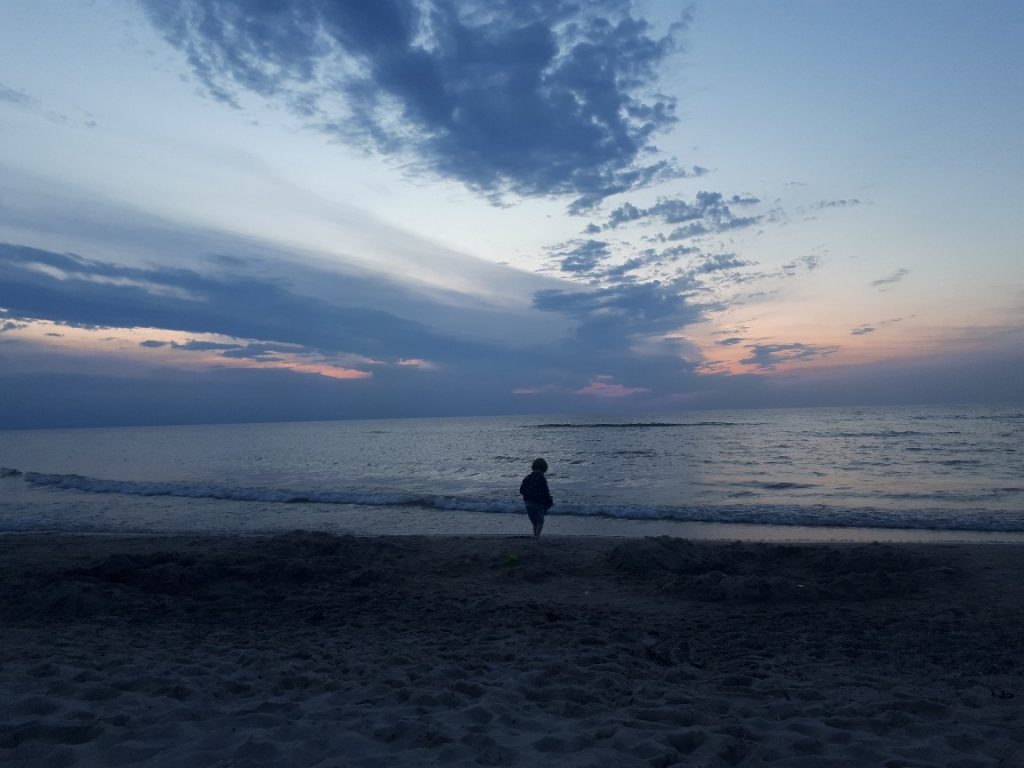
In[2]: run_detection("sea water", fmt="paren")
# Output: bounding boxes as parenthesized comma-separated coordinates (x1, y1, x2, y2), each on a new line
(1, 405, 1022, 541)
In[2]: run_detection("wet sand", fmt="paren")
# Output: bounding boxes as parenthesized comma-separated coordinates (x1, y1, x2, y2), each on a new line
(1, 532, 1022, 767)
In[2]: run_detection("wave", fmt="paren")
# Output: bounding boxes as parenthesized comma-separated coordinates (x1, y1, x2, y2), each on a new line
(529, 421, 754, 429)
(911, 412, 1024, 421)
(828, 430, 962, 438)
(10, 470, 419, 506)
(6, 467, 1024, 533)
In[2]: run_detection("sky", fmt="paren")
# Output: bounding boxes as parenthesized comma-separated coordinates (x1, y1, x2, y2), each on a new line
(1, 0, 1022, 429)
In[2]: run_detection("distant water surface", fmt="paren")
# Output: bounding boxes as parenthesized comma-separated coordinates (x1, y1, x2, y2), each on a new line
(1, 405, 1022, 539)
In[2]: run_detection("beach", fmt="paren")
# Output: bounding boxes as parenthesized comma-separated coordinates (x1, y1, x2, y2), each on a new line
(2, 532, 1022, 767)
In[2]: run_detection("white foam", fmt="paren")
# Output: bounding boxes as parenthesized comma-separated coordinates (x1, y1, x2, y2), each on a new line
(8, 468, 1024, 533)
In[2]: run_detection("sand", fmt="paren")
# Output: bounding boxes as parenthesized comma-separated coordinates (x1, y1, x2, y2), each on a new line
(1, 532, 1022, 767)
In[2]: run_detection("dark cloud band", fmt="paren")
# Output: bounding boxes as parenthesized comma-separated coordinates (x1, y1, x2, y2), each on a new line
(141, 0, 690, 210)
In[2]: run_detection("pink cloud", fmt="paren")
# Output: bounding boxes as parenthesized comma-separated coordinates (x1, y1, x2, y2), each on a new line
(398, 358, 438, 370)
(512, 384, 563, 396)
(576, 378, 650, 398)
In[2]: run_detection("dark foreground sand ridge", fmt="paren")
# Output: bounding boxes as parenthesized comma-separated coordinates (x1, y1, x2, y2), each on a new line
(2, 532, 1022, 766)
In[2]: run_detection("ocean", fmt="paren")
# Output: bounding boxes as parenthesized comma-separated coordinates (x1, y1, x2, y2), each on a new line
(1, 404, 1022, 542)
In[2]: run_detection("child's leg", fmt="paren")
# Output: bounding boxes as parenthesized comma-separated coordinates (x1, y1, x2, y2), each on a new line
(527, 503, 544, 538)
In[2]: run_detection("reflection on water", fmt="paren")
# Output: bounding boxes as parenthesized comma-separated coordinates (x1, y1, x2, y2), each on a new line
(1, 404, 1022, 536)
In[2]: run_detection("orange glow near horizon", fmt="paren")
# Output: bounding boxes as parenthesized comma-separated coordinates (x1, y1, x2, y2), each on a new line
(681, 305, 1007, 378)
(3, 319, 374, 380)
(264, 361, 371, 380)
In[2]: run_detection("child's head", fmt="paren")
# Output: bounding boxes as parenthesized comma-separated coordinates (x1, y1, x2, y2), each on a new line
(531, 457, 548, 473)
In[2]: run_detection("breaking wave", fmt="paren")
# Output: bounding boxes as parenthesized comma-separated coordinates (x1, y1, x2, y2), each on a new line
(529, 422, 755, 429)
(5, 467, 1024, 533)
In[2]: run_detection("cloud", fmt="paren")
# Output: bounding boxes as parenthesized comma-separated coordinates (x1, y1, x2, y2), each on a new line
(0, 82, 96, 129)
(533, 278, 701, 346)
(2, 232, 1016, 427)
(766, 341, 1024, 409)
(0, 164, 572, 342)
(814, 198, 861, 209)
(0, 242, 488, 366)
(168, 338, 356, 367)
(781, 254, 822, 276)
(666, 222, 710, 241)
(577, 376, 649, 398)
(606, 191, 761, 227)
(606, 201, 644, 228)
(605, 191, 762, 232)
(796, 199, 862, 217)
(545, 193, 765, 292)
(870, 268, 909, 288)
(533, 206, 762, 336)
(601, 255, 647, 280)
(0, 83, 33, 107)
(0, 238, 716, 421)
(163, 339, 307, 364)
(397, 358, 437, 369)
(692, 253, 752, 274)
(511, 384, 563, 396)
(0, 176, 736, 422)
(171, 340, 242, 352)
(851, 316, 910, 336)
(660, 244, 701, 260)
(552, 239, 612, 274)
(739, 342, 838, 371)
(141, 0, 692, 210)
(548, 239, 709, 284)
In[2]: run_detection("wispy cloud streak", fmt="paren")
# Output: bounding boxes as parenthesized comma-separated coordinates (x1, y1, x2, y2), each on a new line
(870, 268, 909, 288)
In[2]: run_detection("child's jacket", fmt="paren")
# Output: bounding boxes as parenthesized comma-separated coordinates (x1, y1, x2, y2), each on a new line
(519, 471, 553, 509)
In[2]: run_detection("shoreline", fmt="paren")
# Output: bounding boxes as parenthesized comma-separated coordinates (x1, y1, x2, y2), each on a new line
(5, 484, 1024, 545)
(3, 531, 1023, 766)
(5, 517, 1024, 545)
